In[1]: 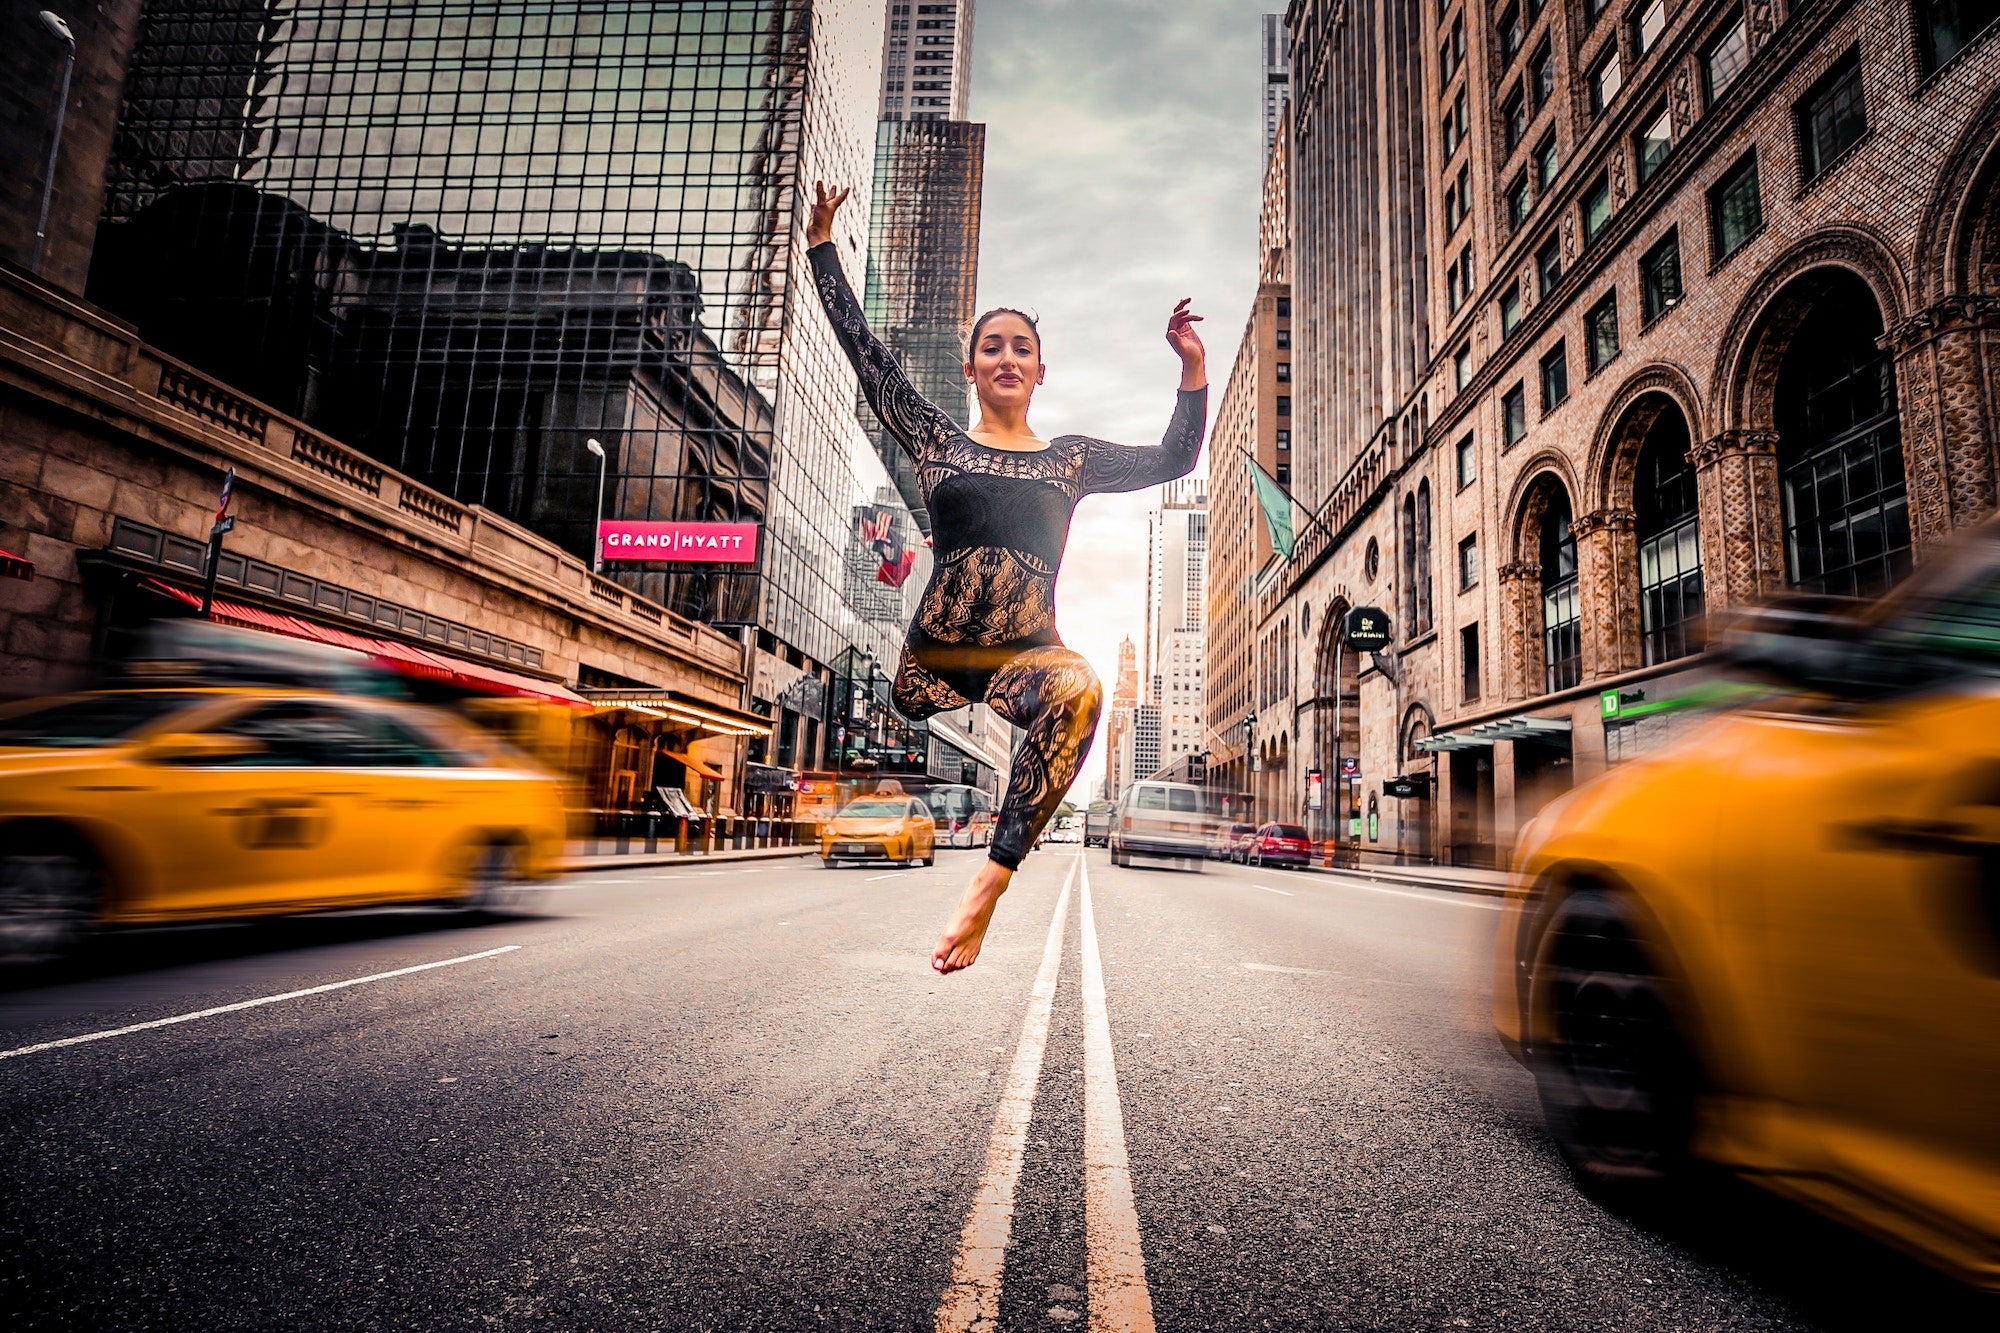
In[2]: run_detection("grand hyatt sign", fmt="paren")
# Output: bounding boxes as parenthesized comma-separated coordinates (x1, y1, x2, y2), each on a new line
(597, 520, 759, 564)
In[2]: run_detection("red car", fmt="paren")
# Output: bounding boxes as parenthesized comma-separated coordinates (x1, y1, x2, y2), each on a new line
(1247, 822, 1313, 869)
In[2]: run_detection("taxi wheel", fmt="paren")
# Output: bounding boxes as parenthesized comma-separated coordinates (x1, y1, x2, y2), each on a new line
(0, 840, 99, 962)
(462, 839, 528, 915)
(1529, 888, 1697, 1198)
(921, 850, 935, 867)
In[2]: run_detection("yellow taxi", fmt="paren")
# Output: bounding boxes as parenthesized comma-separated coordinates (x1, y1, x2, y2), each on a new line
(820, 794, 936, 869)
(0, 687, 568, 959)
(1494, 524, 2000, 1289)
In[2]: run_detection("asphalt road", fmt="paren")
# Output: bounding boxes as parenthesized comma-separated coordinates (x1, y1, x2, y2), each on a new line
(0, 849, 1987, 1330)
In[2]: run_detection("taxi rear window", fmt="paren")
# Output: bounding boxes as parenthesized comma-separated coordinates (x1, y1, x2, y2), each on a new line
(0, 693, 202, 748)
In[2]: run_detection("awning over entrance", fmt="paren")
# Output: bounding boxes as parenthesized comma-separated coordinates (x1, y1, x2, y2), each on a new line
(578, 688, 771, 740)
(143, 578, 586, 705)
(1416, 715, 1571, 752)
(663, 747, 726, 782)
(0, 547, 33, 581)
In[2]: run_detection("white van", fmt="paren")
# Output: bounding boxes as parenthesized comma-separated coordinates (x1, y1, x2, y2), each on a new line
(1108, 780, 1208, 870)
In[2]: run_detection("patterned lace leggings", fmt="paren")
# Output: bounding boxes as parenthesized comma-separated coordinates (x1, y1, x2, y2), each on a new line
(892, 641, 1104, 870)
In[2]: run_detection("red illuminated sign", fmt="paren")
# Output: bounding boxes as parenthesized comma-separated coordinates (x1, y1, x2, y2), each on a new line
(597, 520, 759, 564)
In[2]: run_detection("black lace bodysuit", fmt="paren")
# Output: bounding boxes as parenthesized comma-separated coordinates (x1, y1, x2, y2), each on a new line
(810, 240, 1207, 867)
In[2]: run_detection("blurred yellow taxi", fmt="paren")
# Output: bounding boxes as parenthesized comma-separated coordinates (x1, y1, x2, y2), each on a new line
(0, 688, 567, 959)
(1494, 524, 2000, 1289)
(820, 795, 936, 869)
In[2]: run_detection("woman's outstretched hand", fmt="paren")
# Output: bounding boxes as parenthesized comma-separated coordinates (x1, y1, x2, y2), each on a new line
(1166, 298, 1207, 390)
(806, 180, 850, 248)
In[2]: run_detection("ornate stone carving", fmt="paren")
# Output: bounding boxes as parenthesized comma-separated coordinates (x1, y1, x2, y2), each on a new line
(1881, 295, 2000, 354)
(1497, 560, 1541, 583)
(1690, 430, 1779, 468)
(1669, 67, 1693, 132)
(1609, 146, 1628, 206)
(1747, 0, 1776, 48)
(1569, 508, 1637, 538)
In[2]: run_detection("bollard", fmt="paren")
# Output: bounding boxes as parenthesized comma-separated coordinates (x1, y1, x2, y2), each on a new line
(675, 816, 689, 855)
(645, 813, 659, 854)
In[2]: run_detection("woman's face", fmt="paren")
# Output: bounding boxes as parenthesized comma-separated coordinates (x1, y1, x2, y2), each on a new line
(965, 314, 1044, 411)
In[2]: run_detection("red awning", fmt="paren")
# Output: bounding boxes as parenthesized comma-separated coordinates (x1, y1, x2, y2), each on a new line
(139, 578, 586, 705)
(0, 547, 33, 581)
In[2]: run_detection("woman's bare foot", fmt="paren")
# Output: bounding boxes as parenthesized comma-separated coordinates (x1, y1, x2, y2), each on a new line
(933, 859, 1013, 974)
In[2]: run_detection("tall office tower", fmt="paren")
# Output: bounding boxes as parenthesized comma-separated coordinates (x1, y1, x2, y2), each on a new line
(1103, 634, 1138, 801)
(1145, 477, 1208, 768)
(90, 1, 910, 771)
(1132, 704, 1162, 786)
(878, 1, 975, 121)
(1260, 14, 1290, 166)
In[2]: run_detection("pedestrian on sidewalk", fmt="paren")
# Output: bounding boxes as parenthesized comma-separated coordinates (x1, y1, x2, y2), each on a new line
(804, 182, 1208, 974)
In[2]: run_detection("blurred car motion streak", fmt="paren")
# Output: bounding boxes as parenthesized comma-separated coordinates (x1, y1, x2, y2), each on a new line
(0, 635, 568, 961)
(1494, 519, 2000, 1290)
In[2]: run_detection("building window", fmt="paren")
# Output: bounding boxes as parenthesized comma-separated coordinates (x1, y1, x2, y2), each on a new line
(1454, 344, 1473, 392)
(1446, 89, 1470, 159)
(1461, 624, 1482, 702)
(1919, 0, 2000, 73)
(1500, 3, 1525, 58)
(1636, 411, 1705, 665)
(1277, 296, 1291, 317)
(1277, 395, 1292, 416)
(1448, 245, 1474, 313)
(1445, 165, 1472, 234)
(1276, 428, 1291, 450)
(1540, 340, 1570, 410)
(1541, 499, 1581, 693)
(1585, 0, 1611, 20)
(1703, 14, 1749, 106)
(1275, 327, 1290, 349)
(1440, 15, 1467, 81)
(1590, 50, 1624, 115)
(1535, 235, 1563, 297)
(1635, 106, 1674, 182)
(1275, 462, 1291, 486)
(1797, 50, 1867, 184)
(1459, 533, 1480, 589)
(1531, 39, 1555, 106)
(1586, 292, 1620, 371)
(1502, 88, 1527, 153)
(1535, 134, 1561, 191)
(1634, 0, 1668, 55)
(1500, 285, 1523, 338)
(1710, 150, 1762, 261)
(1640, 229, 1683, 322)
(1501, 382, 1526, 445)
(1507, 175, 1532, 229)
(1416, 480, 1435, 632)
(1582, 174, 1612, 245)
(1456, 432, 1476, 489)
(1275, 361, 1292, 382)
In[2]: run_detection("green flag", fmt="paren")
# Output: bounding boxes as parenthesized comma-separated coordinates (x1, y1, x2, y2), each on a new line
(1244, 454, 1296, 560)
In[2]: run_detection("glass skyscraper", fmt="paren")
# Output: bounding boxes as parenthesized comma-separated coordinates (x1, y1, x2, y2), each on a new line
(91, 0, 911, 688)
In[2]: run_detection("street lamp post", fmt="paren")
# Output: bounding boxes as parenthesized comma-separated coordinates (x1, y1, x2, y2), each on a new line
(585, 437, 607, 573)
(32, 10, 76, 277)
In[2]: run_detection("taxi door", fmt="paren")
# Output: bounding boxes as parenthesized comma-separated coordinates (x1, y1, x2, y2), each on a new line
(1726, 598, 2000, 1260)
(336, 703, 477, 901)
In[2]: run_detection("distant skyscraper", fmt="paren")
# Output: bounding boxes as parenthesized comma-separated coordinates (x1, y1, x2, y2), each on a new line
(878, 1, 976, 121)
(1104, 635, 1138, 801)
(1146, 477, 1208, 770)
(1261, 14, 1290, 166)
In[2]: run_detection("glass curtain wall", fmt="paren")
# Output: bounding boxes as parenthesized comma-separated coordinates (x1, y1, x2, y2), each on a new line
(92, 0, 906, 671)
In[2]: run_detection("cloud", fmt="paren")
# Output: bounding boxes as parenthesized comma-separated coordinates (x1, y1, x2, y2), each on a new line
(968, 1, 1265, 800)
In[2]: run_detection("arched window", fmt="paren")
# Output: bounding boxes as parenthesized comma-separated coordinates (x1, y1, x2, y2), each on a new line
(1540, 490, 1580, 692)
(1401, 493, 1418, 635)
(1777, 272, 1910, 596)
(1634, 409, 1703, 663)
(1416, 479, 1434, 634)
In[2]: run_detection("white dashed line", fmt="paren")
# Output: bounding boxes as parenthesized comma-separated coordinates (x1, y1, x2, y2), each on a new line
(864, 872, 911, 882)
(1078, 856, 1156, 1332)
(1242, 962, 1328, 975)
(934, 859, 1076, 1333)
(0, 946, 523, 1063)
(1249, 882, 1294, 896)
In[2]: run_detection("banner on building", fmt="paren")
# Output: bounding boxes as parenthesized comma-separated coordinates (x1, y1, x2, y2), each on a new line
(598, 520, 759, 563)
(857, 505, 916, 588)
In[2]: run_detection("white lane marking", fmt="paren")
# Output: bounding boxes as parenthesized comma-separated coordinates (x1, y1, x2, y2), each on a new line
(1249, 882, 1294, 897)
(934, 860, 1077, 1333)
(1320, 876, 1504, 909)
(1243, 962, 1327, 975)
(1078, 857, 1156, 1332)
(0, 945, 522, 1063)
(865, 872, 911, 882)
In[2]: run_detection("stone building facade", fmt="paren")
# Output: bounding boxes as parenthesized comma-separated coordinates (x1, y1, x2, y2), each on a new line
(1271, 0, 2000, 864)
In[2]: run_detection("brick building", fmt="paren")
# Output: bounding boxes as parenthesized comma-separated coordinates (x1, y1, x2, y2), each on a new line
(1269, 0, 2000, 864)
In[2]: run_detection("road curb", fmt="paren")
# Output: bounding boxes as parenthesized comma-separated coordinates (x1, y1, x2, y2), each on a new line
(1295, 861, 1515, 899)
(560, 846, 816, 874)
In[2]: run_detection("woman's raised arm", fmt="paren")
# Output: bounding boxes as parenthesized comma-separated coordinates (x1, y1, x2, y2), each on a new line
(1079, 298, 1208, 492)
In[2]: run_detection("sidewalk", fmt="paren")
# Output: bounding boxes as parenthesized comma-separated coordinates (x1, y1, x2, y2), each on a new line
(560, 843, 816, 874)
(1296, 857, 1517, 898)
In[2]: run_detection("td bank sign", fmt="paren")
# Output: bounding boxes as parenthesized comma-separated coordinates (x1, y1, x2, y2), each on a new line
(597, 520, 759, 564)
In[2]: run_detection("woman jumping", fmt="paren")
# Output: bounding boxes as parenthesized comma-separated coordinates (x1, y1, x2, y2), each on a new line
(805, 182, 1207, 975)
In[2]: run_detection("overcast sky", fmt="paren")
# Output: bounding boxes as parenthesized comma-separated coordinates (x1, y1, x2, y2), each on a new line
(966, 0, 1268, 802)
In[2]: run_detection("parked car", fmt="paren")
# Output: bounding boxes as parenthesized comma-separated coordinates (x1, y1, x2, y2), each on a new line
(0, 687, 568, 960)
(1247, 822, 1313, 869)
(1108, 781, 1207, 869)
(821, 796, 936, 868)
(1493, 521, 2000, 1289)
(1208, 821, 1257, 862)
(1083, 801, 1112, 847)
